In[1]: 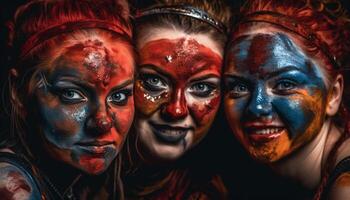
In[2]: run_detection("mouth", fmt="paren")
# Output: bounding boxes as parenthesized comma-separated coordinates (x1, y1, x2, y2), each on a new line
(149, 121, 192, 144)
(75, 141, 115, 155)
(244, 125, 285, 144)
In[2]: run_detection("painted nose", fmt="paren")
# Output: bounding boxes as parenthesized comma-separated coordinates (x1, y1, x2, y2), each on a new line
(247, 84, 272, 118)
(161, 89, 188, 121)
(87, 104, 113, 134)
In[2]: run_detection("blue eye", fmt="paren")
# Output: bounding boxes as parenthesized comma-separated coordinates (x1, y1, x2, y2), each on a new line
(107, 90, 131, 106)
(274, 80, 297, 93)
(189, 82, 217, 97)
(141, 74, 168, 92)
(60, 89, 86, 103)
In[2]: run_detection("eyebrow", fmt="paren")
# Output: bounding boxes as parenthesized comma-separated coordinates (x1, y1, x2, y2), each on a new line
(225, 66, 306, 80)
(55, 77, 134, 91)
(110, 79, 134, 91)
(139, 64, 220, 79)
(190, 74, 220, 83)
(139, 64, 172, 79)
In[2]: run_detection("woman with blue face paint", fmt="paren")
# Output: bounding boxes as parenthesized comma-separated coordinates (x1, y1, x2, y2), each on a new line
(0, 0, 135, 199)
(224, 0, 350, 199)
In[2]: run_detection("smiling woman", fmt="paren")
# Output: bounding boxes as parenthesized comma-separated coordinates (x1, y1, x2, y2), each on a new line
(122, 0, 231, 199)
(0, 0, 135, 199)
(224, 0, 350, 199)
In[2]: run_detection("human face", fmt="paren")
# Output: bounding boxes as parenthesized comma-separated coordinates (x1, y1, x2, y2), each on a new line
(34, 38, 134, 174)
(135, 30, 223, 160)
(224, 33, 329, 162)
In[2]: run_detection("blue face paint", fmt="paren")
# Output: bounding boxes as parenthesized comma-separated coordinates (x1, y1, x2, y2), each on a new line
(224, 33, 329, 162)
(33, 41, 135, 174)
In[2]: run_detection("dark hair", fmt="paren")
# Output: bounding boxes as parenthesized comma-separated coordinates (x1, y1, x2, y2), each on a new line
(134, 0, 231, 49)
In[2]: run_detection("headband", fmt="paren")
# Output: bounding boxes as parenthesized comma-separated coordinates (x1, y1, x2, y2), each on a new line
(19, 19, 132, 59)
(136, 5, 227, 34)
(231, 11, 339, 69)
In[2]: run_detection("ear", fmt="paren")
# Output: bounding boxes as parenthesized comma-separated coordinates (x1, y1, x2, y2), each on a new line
(326, 74, 344, 116)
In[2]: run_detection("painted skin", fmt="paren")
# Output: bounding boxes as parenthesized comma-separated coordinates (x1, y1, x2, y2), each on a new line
(224, 33, 329, 162)
(35, 38, 134, 174)
(135, 36, 222, 160)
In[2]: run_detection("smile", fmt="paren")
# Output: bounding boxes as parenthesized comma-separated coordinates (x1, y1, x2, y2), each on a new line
(244, 125, 285, 143)
(149, 122, 192, 144)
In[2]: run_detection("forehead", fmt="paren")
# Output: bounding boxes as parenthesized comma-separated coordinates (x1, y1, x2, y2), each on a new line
(48, 38, 134, 82)
(227, 32, 315, 75)
(138, 28, 223, 57)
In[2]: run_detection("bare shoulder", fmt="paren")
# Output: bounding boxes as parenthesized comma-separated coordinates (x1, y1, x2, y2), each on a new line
(0, 162, 41, 200)
(329, 172, 350, 200)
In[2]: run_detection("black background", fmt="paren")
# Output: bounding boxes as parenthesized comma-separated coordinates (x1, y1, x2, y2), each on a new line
(0, 1, 349, 199)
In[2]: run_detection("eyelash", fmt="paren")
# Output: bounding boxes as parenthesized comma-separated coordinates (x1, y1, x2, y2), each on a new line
(188, 82, 218, 98)
(140, 73, 168, 92)
(107, 89, 133, 106)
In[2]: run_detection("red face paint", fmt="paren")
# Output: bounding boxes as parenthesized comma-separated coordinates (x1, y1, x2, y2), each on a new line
(134, 37, 222, 160)
(35, 37, 134, 174)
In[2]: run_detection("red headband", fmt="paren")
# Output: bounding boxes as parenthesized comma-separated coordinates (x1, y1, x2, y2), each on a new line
(230, 11, 339, 69)
(19, 19, 132, 58)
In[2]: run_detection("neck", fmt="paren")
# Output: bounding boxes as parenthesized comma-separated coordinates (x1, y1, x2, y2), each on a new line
(36, 150, 82, 194)
(271, 118, 341, 190)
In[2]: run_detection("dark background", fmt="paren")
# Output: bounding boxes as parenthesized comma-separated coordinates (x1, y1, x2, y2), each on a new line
(0, 1, 349, 199)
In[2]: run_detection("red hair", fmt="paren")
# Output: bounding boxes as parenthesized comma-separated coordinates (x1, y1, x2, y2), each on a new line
(231, 0, 350, 199)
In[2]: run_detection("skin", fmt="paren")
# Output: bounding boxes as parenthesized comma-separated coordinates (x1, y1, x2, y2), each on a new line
(135, 29, 223, 161)
(0, 163, 40, 200)
(329, 172, 350, 200)
(34, 38, 134, 175)
(224, 32, 329, 163)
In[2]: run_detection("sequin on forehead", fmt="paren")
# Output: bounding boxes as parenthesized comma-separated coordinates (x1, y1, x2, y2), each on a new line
(165, 55, 173, 63)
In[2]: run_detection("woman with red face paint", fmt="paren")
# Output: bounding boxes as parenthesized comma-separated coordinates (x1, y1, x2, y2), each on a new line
(0, 0, 135, 199)
(224, 0, 350, 199)
(122, 0, 231, 199)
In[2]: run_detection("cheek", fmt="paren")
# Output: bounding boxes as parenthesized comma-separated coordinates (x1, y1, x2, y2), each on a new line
(134, 81, 169, 116)
(111, 100, 135, 135)
(189, 94, 220, 125)
(37, 94, 84, 146)
(273, 89, 325, 139)
(224, 95, 247, 129)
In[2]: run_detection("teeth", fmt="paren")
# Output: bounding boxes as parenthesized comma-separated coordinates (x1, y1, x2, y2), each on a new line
(254, 128, 282, 135)
(160, 129, 187, 135)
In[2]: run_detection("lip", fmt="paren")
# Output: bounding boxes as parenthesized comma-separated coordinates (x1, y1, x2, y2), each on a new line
(149, 121, 192, 144)
(244, 124, 285, 144)
(76, 141, 115, 155)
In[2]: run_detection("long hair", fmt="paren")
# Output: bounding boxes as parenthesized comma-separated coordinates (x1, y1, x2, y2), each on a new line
(2, 0, 134, 199)
(231, 0, 350, 199)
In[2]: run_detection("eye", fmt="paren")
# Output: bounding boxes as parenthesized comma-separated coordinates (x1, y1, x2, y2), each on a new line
(107, 89, 132, 106)
(188, 82, 217, 97)
(60, 89, 86, 103)
(228, 82, 250, 98)
(141, 74, 168, 92)
(273, 80, 297, 94)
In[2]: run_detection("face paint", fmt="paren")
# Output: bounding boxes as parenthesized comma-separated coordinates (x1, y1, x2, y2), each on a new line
(135, 36, 222, 160)
(224, 33, 328, 162)
(34, 38, 134, 174)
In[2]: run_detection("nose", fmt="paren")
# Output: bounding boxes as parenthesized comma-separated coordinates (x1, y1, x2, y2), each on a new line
(161, 88, 188, 121)
(247, 83, 272, 118)
(86, 101, 113, 134)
